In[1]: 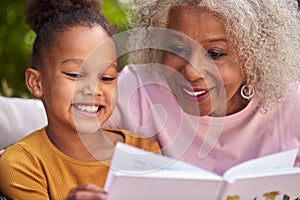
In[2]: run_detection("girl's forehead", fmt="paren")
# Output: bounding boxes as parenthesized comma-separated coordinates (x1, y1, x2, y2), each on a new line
(44, 25, 116, 70)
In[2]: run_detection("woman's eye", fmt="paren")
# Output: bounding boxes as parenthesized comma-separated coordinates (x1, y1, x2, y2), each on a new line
(207, 50, 227, 60)
(169, 45, 190, 56)
(63, 72, 83, 79)
(100, 76, 116, 82)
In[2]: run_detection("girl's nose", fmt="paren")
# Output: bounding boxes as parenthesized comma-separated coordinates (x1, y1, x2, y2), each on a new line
(80, 79, 103, 97)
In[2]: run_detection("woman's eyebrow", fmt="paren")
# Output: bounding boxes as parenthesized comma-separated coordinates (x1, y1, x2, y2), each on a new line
(168, 33, 228, 43)
(206, 37, 228, 43)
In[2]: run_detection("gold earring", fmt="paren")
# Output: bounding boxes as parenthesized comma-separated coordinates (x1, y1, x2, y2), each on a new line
(240, 85, 254, 100)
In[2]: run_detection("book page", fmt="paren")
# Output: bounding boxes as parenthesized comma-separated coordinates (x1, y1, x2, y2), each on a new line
(105, 142, 220, 179)
(105, 142, 223, 200)
(220, 149, 300, 200)
(223, 148, 298, 182)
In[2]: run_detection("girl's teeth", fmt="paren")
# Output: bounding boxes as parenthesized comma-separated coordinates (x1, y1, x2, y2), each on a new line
(76, 105, 99, 113)
(183, 88, 206, 97)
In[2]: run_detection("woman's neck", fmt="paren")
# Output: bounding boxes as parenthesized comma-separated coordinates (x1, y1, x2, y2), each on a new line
(211, 93, 249, 117)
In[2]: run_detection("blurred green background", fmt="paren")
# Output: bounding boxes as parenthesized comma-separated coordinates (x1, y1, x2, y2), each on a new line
(0, 0, 128, 98)
(1, 0, 300, 98)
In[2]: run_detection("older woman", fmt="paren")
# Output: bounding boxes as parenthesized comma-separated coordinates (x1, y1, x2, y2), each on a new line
(106, 0, 300, 175)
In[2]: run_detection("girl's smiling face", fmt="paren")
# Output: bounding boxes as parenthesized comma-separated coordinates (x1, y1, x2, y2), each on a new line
(162, 6, 246, 116)
(39, 25, 118, 134)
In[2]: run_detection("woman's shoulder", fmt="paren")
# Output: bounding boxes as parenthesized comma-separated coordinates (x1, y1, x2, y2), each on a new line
(257, 83, 300, 125)
(254, 83, 300, 114)
(278, 83, 300, 109)
(293, 83, 300, 100)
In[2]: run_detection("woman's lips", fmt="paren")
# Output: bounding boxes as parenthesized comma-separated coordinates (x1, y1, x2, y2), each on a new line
(181, 86, 210, 102)
(182, 88, 207, 96)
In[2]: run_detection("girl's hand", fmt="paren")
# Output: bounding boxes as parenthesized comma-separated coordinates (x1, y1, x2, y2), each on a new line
(65, 183, 107, 200)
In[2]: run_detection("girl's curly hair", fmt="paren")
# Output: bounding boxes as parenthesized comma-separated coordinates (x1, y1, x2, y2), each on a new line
(126, 0, 300, 109)
(26, 0, 114, 69)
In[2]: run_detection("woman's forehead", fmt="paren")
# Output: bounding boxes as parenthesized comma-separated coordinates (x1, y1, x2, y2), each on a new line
(166, 6, 226, 41)
(167, 6, 220, 26)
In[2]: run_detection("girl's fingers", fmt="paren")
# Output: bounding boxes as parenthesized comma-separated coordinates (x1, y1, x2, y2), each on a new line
(76, 183, 105, 192)
(67, 191, 107, 200)
(66, 184, 107, 200)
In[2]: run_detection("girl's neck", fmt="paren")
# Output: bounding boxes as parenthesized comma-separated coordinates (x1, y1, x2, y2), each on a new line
(46, 126, 124, 162)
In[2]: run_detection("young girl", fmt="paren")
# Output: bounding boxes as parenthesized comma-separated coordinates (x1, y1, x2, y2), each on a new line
(0, 0, 159, 199)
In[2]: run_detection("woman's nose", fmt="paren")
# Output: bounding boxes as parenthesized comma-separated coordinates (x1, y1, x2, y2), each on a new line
(181, 63, 204, 82)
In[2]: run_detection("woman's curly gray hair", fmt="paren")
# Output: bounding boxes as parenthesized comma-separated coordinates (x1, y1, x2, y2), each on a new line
(126, 0, 300, 109)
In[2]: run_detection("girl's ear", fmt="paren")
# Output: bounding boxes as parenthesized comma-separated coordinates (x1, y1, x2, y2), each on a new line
(25, 68, 43, 98)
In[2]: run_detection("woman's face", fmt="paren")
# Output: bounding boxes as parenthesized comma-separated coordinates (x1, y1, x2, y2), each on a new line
(40, 25, 118, 134)
(162, 6, 245, 116)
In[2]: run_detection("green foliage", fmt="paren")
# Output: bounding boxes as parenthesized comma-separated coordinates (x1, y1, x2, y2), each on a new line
(0, 0, 33, 98)
(0, 0, 128, 98)
(102, 0, 128, 32)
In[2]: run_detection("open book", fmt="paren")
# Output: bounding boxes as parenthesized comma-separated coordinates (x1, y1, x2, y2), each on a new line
(104, 143, 300, 200)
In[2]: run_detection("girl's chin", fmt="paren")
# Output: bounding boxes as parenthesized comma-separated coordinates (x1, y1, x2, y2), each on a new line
(75, 127, 102, 135)
(73, 120, 102, 134)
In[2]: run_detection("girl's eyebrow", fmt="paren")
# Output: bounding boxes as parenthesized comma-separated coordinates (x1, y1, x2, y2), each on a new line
(61, 58, 83, 65)
(107, 63, 118, 69)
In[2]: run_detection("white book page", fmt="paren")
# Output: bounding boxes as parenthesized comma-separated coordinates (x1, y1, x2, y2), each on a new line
(223, 148, 298, 183)
(104, 142, 221, 191)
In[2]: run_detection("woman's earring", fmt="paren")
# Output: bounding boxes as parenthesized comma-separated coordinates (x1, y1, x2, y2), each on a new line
(36, 90, 40, 95)
(240, 85, 254, 100)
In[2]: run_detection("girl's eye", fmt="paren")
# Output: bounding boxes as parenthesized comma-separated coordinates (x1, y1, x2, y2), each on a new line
(63, 72, 83, 79)
(100, 76, 116, 82)
(169, 44, 190, 57)
(207, 50, 227, 60)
